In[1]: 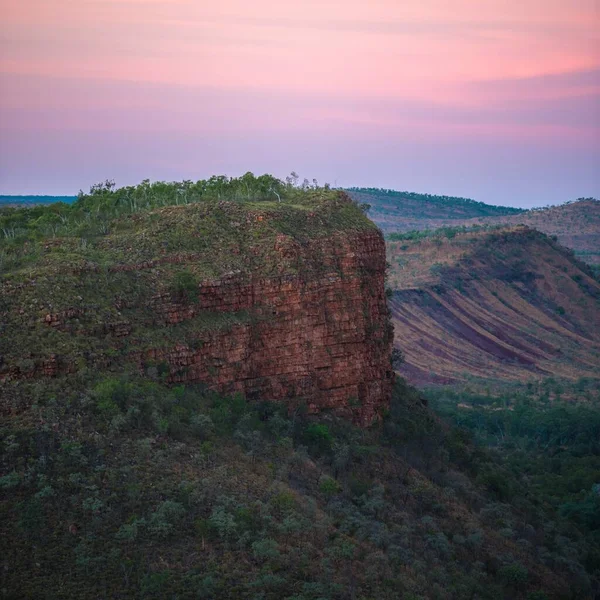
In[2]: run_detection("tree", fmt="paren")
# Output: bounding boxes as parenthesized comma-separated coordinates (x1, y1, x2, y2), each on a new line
(391, 348, 405, 370)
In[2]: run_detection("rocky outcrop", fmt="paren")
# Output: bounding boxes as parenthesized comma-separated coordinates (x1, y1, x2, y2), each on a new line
(1, 203, 394, 425)
(142, 231, 394, 424)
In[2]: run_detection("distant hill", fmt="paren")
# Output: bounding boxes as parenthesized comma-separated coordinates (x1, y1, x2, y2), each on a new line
(0, 195, 76, 207)
(481, 199, 600, 265)
(348, 188, 600, 264)
(386, 226, 600, 386)
(347, 187, 523, 224)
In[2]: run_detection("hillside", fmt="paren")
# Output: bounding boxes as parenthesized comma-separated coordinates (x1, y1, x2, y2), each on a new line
(386, 226, 600, 386)
(347, 188, 523, 229)
(2, 177, 598, 599)
(0, 177, 392, 424)
(5, 372, 598, 599)
(481, 199, 600, 265)
(348, 189, 600, 265)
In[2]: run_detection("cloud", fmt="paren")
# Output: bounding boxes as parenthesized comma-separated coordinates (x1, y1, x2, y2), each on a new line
(199, 14, 596, 39)
(469, 67, 600, 91)
(1, 71, 597, 142)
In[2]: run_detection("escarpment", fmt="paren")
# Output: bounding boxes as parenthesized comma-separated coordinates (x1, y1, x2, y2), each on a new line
(385, 226, 600, 386)
(1, 191, 394, 424)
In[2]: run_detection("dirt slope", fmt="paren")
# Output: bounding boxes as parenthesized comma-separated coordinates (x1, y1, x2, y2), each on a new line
(387, 226, 600, 386)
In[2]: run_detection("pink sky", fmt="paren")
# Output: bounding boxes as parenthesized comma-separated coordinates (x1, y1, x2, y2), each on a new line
(0, 0, 598, 205)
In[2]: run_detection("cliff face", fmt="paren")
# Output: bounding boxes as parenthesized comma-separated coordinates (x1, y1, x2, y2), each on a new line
(143, 231, 393, 424)
(1, 194, 394, 424)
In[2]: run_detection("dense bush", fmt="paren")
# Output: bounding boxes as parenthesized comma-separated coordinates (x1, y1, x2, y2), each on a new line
(427, 379, 600, 585)
(1, 374, 597, 598)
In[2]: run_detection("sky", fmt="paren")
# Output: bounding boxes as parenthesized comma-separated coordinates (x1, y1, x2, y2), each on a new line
(0, 0, 598, 206)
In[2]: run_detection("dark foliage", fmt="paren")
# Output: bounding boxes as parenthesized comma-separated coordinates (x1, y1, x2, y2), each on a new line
(2, 375, 596, 599)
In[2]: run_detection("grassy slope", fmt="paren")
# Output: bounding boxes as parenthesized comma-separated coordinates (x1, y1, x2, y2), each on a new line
(386, 226, 600, 386)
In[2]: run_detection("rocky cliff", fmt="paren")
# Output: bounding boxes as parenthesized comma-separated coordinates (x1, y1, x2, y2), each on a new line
(145, 232, 393, 424)
(1, 188, 394, 424)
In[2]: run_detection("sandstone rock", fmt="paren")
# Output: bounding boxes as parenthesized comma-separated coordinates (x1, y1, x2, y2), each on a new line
(142, 231, 394, 425)
(2, 229, 394, 425)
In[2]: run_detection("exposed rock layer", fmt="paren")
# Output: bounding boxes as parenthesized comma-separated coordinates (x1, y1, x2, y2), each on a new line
(2, 228, 394, 425)
(144, 231, 394, 424)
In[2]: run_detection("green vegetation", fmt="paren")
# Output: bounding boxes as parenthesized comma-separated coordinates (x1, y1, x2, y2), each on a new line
(426, 379, 600, 578)
(387, 224, 502, 242)
(0, 173, 345, 263)
(528, 198, 599, 211)
(347, 188, 524, 219)
(2, 374, 595, 599)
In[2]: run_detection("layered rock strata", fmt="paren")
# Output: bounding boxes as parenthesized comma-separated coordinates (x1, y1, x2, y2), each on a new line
(1, 207, 394, 424)
(144, 231, 394, 424)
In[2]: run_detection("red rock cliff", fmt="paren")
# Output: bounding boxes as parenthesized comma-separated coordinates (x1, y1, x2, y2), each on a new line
(145, 230, 394, 424)
(1, 197, 394, 425)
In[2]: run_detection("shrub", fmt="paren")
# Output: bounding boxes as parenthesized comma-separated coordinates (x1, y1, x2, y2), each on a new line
(251, 538, 280, 562)
(140, 571, 172, 596)
(148, 500, 186, 539)
(425, 532, 451, 558)
(115, 518, 146, 541)
(304, 423, 333, 454)
(477, 469, 515, 501)
(190, 414, 214, 438)
(0, 472, 21, 489)
(270, 490, 296, 514)
(196, 575, 217, 599)
(210, 393, 248, 434)
(172, 270, 198, 302)
(498, 563, 528, 588)
(92, 377, 133, 412)
(319, 476, 341, 498)
(17, 498, 44, 535)
(209, 505, 238, 542)
(466, 530, 484, 548)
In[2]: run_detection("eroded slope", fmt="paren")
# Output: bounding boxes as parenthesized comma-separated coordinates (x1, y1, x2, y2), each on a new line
(350, 188, 600, 265)
(386, 227, 600, 385)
